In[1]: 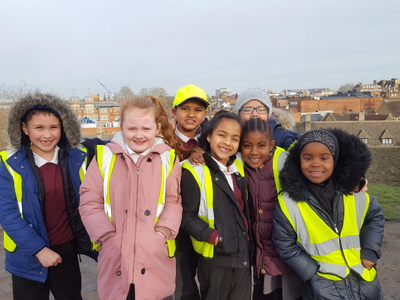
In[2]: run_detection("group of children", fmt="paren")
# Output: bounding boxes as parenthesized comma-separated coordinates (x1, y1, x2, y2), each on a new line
(0, 86, 384, 300)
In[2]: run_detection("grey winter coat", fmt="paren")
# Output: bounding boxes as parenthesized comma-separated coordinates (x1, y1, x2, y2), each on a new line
(272, 128, 385, 300)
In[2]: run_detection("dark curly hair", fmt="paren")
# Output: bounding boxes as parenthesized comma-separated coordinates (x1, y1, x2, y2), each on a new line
(241, 118, 274, 143)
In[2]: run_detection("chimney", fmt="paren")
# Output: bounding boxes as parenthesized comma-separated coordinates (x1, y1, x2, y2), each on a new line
(359, 111, 365, 121)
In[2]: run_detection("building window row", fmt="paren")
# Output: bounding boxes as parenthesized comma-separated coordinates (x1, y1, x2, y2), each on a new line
(381, 138, 393, 145)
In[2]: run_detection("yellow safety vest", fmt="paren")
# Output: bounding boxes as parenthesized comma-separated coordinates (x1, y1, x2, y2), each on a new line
(181, 157, 245, 258)
(0, 149, 88, 252)
(95, 145, 177, 258)
(278, 192, 377, 282)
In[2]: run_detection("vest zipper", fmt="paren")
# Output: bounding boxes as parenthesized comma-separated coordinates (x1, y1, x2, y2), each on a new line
(132, 167, 140, 282)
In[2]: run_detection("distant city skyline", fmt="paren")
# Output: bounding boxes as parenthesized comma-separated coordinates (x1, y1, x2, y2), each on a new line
(2, 0, 399, 100)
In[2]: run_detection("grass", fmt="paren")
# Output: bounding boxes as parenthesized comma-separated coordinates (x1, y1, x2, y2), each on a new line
(368, 185, 400, 221)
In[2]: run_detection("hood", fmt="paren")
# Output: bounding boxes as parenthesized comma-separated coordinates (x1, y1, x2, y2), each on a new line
(7, 93, 82, 150)
(279, 128, 371, 202)
(107, 131, 170, 155)
(269, 108, 296, 131)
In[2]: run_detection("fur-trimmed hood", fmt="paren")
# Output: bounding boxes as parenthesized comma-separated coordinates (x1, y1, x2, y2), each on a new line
(270, 108, 296, 131)
(7, 93, 82, 150)
(279, 128, 371, 202)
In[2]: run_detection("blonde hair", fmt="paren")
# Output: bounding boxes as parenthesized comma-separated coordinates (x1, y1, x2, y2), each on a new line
(119, 95, 192, 160)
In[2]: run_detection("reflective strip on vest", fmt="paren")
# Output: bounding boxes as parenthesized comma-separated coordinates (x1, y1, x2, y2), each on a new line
(0, 149, 88, 253)
(272, 147, 287, 194)
(1, 151, 23, 252)
(79, 148, 88, 182)
(181, 157, 245, 258)
(96, 145, 177, 257)
(278, 192, 377, 282)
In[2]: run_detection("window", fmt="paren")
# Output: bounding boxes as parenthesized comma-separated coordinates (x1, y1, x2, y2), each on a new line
(93, 115, 99, 121)
(100, 107, 108, 113)
(360, 138, 369, 145)
(381, 138, 393, 145)
(101, 115, 109, 121)
(85, 105, 94, 113)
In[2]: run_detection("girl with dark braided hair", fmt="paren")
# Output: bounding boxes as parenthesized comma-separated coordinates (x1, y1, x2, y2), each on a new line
(241, 118, 302, 300)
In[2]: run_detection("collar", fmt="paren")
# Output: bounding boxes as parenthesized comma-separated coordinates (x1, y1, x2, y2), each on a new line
(175, 127, 200, 143)
(125, 137, 165, 158)
(33, 145, 59, 167)
(211, 157, 239, 175)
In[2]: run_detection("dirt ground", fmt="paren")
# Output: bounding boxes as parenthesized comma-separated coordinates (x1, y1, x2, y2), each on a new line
(0, 221, 399, 300)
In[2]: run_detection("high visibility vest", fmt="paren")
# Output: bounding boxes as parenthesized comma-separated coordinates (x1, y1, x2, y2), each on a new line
(278, 192, 377, 282)
(0, 149, 88, 253)
(181, 156, 245, 258)
(95, 145, 177, 258)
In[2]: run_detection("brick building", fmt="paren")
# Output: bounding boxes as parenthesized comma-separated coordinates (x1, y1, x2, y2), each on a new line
(353, 78, 400, 98)
(69, 94, 120, 124)
(296, 97, 384, 114)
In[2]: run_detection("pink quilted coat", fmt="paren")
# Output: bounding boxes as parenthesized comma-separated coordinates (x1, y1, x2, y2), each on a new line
(79, 133, 182, 300)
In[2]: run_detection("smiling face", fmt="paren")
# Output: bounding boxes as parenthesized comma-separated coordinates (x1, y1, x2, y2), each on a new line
(241, 131, 275, 169)
(239, 100, 269, 122)
(300, 142, 334, 184)
(207, 118, 241, 166)
(22, 112, 61, 161)
(122, 108, 160, 154)
(172, 99, 207, 138)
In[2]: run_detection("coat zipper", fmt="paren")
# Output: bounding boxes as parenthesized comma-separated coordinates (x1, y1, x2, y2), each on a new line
(256, 170, 264, 274)
(132, 167, 140, 282)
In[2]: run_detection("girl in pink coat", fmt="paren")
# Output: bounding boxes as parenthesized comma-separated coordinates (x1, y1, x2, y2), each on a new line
(79, 96, 185, 300)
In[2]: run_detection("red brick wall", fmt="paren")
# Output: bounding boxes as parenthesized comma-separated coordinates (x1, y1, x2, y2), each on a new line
(297, 98, 383, 113)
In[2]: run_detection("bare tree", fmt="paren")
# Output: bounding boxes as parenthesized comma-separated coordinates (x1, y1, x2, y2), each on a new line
(338, 83, 355, 93)
(113, 86, 134, 100)
(0, 81, 36, 103)
(0, 81, 38, 150)
(139, 87, 149, 95)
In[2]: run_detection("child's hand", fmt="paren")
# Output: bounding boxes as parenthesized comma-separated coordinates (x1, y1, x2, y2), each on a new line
(361, 258, 375, 270)
(189, 151, 205, 165)
(36, 247, 62, 267)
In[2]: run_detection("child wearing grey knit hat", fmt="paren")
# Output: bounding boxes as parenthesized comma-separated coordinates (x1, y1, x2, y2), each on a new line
(235, 87, 300, 150)
(234, 87, 272, 119)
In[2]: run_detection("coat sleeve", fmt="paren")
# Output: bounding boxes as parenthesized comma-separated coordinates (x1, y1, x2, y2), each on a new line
(0, 161, 47, 257)
(360, 194, 385, 263)
(272, 202, 318, 282)
(154, 157, 182, 240)
(181, 169, 216, 243)
(79, 157, 116, 244)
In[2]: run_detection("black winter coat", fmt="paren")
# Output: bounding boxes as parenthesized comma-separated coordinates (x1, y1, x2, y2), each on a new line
(272, 128, 385, 300)
(181, 153, 252, 268)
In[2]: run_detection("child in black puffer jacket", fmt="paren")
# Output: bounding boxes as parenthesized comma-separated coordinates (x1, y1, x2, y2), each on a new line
(273, 128, 384, 300)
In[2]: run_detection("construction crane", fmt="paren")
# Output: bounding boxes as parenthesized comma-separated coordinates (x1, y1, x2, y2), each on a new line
(95, 78, 113, 99)
(160, 70, 175, 93)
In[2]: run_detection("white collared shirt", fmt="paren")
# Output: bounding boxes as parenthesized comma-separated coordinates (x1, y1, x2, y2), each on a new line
(211, 157, 239, 191)
(125, 137, 165, 164)
(33, 146, 60, 167)
(174, 127, 201, 143)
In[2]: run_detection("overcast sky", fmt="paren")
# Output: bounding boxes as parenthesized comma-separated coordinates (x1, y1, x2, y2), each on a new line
(1, 0, 399, 99)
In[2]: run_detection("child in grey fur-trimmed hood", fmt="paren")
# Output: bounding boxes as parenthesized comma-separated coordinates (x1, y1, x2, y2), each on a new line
(0, 92, 93, 300)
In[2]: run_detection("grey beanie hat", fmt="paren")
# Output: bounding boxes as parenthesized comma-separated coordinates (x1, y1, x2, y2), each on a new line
(234, 87, 272, 118)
